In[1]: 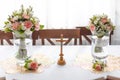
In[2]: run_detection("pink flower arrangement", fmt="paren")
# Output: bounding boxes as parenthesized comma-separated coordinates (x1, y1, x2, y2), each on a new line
(92, 60, 106, 71)
(4, 5, 40, 34)
(24, 57, 41, 71)
(88, 14, 115, 38)
(29, 61, 39, 70)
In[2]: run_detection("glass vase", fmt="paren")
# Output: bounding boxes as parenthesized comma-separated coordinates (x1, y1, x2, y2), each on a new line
(91, 35, 109, 68)
(13, 31, 32, 65)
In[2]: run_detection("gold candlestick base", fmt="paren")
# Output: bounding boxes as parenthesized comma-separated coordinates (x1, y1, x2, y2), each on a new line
(57, 59, 66, 65)
(57, 53, 66, 65)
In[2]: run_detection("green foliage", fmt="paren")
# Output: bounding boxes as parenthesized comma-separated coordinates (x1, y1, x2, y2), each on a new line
(4, 27, 12, 32)
(24, 56, 32, 69)
(40, 25, 44, 29)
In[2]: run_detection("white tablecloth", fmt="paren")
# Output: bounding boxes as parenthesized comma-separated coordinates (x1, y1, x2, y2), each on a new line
(0, 45, 120, 80)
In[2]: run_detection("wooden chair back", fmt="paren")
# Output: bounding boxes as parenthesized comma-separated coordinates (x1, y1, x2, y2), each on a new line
(38, 29, 80, 45)
(0, 30, 42, 45)
(76, 27, 91, 45)
(0, 30, 13, 45)
(32, 31, 39, 45)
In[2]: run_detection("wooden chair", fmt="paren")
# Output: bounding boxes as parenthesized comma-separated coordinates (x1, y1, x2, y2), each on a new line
(0, 30, 13, 45)
(38, 29, 80, 45)
(0, 30, 40, 45)
(76, 27, 91, 45)
(32, 31, 39, 45)
(76, 27, 113, 45)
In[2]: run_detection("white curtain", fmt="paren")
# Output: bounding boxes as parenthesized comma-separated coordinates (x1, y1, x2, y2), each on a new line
(0, 0, 116, 29)
(0, 0, 47, 29)
(48, 0, 115, 28)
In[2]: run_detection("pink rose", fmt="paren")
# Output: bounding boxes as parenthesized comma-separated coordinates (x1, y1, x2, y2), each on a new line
(24, 21, 33, 29)
(90, 24, 95, 31)
(12, 22, 20, 30)
(29, 61, 38, 70)
(95, 64, 102, 71)
(22, 14, 30, 19)
(35, 23, 40, 31)
(101, 18, 107, 24)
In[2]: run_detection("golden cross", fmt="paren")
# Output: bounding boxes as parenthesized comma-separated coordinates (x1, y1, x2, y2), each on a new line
(56, 34, 68, 65)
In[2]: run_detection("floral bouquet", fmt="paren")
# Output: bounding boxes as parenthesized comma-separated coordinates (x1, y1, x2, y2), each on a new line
(92, 60, 106, 71)
(88, 14, 115, 71)
(24, 57, 41, 71)
(4, 5, 41, 35)
(3, 5, 43, 60)
(88, 14, 115, 38)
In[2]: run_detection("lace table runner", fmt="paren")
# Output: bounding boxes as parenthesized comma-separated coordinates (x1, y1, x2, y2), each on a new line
(0, 53, 54, 74)
(73, 54, 120, 73)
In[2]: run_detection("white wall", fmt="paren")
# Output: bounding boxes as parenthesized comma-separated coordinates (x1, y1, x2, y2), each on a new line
(112, 0, 120, 45)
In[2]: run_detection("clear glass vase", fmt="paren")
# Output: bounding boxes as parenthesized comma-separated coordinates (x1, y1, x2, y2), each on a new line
(13, 31, 32, 65)
(91, 35, 109, 66)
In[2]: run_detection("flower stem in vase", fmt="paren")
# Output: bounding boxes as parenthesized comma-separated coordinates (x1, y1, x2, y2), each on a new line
(16, 38, 27, 60)
(94, 38, 103, 53)
(94, 46, 103, 53)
